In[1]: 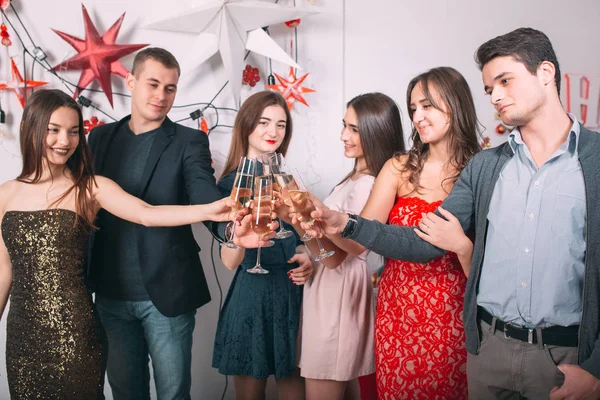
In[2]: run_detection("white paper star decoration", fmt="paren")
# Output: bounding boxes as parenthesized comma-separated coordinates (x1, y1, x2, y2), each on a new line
(145, 0, 318, 104)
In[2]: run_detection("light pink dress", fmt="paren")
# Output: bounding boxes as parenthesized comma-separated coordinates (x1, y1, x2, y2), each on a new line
(298, 174, 376, 381)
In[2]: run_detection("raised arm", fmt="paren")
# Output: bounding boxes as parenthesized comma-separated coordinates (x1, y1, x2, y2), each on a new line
(327, 158, 402, 256)
(310, 158, 476, 263)
(93, 176, 234, 226)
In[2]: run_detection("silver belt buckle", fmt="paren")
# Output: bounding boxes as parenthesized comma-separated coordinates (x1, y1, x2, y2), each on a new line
(503, 322, 534, 344)
(503, 322, 514, 340)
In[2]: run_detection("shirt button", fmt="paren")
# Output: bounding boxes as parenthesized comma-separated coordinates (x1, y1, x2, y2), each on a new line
(524, 248, 529, 253)
(522, 282, 527, 287)
(534, 181, 540, 186)
(529, 213, 535, 219)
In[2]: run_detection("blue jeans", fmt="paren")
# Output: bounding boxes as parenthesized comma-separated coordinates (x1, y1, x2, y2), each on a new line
(96, 296, 196, 400)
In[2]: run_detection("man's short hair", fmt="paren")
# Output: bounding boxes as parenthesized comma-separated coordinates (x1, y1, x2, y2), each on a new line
(131, 47, 181, 77)
(475, 28, 561, 95)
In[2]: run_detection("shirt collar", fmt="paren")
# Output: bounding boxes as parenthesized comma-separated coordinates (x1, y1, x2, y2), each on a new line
(507, 113, 580, 156)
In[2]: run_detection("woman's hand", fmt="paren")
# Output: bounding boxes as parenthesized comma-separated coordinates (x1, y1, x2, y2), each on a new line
(233, 214, 279, 248)
(415, 206, 471, 255)
(206, 198, 248, 222)
(287, 252, 313, 285)
(273, 192, 293, 224)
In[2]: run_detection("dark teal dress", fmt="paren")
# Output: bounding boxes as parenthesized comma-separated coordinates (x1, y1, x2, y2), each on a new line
(212, 170, 304, 379)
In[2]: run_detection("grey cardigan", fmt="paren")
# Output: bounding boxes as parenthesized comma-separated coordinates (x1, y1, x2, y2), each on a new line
(349, 125, 600, 379)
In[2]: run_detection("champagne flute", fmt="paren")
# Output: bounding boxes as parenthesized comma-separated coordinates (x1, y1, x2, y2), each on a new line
(266, 153, 294, 240)
(287, 169, 335, 261)
(247, 175, 274, 274)
(221, 157, 255, 249)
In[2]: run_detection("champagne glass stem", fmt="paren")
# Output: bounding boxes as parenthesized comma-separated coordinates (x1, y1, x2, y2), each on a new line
(256, 242, 262, 268)
(316, 237, 326, 253)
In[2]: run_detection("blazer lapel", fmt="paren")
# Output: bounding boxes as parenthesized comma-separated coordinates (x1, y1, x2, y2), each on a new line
(95, 116, 131, 174)
(138, 117, 175, 196)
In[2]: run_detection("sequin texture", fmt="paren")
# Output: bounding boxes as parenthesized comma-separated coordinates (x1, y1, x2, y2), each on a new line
(1, 209, 106, 399)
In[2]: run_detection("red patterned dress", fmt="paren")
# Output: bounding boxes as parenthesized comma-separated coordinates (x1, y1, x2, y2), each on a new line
(375, 196, 468, 399)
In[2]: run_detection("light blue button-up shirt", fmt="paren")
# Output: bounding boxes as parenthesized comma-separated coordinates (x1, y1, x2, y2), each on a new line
(477, 116, 586, 328)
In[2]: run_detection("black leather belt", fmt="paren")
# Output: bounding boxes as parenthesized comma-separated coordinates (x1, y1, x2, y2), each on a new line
(478, 306, 579, 347)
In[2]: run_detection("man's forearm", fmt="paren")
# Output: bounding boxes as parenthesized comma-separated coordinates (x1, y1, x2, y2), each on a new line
(349, 216, 446, 263)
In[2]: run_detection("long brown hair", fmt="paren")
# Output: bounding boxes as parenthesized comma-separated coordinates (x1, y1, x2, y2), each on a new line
(220, 91, 292, 179)
(339, 92, 406, 185)
(17, 89, 97, 227)
(404, 67, 480, 194)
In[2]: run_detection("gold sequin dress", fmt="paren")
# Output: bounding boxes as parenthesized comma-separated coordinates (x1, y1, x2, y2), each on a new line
(1, 209, 106, 399)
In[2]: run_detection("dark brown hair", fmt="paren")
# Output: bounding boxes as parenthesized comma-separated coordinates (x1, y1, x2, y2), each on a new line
(132, 47, 181, 77)
(404, 67, 480, 194)
(220, 91, 292, 179)
(475, 28, 561, 95)
(17, 89, 96, 227)
(339, 92, 405, 184)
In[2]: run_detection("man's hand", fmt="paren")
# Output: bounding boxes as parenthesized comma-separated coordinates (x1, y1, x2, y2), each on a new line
(549, 364, 600, 400)
(298, 207, 349, 238)
(287, 252, 313, 285)
(233, 214, 278, 248)
(414, 207, 471, 255)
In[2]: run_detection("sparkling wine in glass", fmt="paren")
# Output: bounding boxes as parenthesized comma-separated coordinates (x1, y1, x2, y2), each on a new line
(261, 153, 295, 240)
(288, 169, 335, 261)
(247, 175, 274, 274)
(221, 157, 255, 249)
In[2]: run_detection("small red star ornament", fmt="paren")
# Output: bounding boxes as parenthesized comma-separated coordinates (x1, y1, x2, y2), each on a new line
(242, 65, 260, 87)
(285, 19, 301, 28)
(0, 58, 48, 107)
(84, 116, 105, 134)
(266, 67, 316, 110)
(52, 4, 147, 107)
(200, 117, 209, 133)
(1, 23, 11, 46)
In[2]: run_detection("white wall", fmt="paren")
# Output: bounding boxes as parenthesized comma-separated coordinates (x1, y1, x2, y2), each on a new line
(0, 1, 597, 399)
(344, 0, 600, 146)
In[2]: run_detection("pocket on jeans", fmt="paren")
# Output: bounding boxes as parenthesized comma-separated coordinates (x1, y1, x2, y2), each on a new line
(479, 320, 493, 346)
(542, 345, 578, 374)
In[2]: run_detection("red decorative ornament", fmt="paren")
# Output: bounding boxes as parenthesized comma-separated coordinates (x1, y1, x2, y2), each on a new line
(52, 4, 148, 107)
(285, 19, 301, 28)
(495, 124, 507, 134)
(200, 117, 209, 133)
(0, 23, 11, 47)
(266, 67, 316, 110)
(0, 58, 48, 107)
(242, 64, 260, 87)
(480, 136, 491, 149)
(83, 116, 105, 134)
(0, 0, 10, 11)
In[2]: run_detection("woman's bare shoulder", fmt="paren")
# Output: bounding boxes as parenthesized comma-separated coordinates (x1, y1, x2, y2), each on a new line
(0, 180, 22, 211)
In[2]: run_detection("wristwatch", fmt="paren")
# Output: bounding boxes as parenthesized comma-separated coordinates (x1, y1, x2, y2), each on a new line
(340, 213, 358, 238)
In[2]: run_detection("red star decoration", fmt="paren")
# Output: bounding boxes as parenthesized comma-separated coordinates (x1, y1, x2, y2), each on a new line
(83, 116, 105, 134)
(242, 65, 260, 87)
(266, 67, 316, 110)
(0, 58, 48, 107)
(52, 4, 147, 107)
(200, 117, 209, 133)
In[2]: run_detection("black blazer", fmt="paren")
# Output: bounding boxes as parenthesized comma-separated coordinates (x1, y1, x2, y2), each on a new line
(87, 116, 222, 317)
